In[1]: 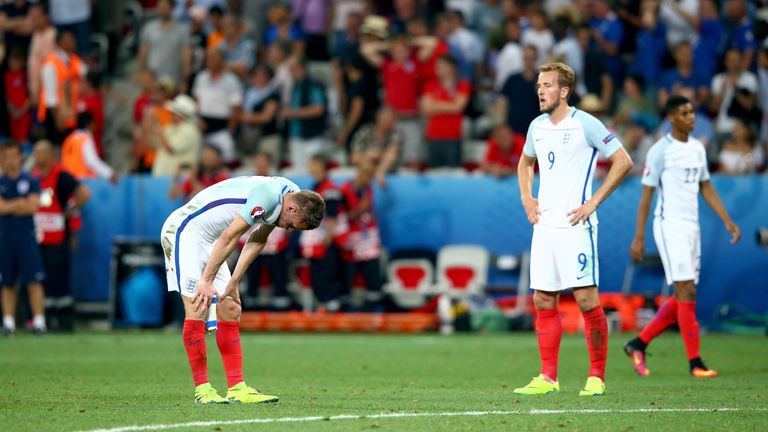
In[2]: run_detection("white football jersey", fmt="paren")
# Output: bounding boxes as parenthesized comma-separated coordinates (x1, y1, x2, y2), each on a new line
(169, 176, 300, 244)
(523, 107, 622, 229)
(642, 134, 710, 224)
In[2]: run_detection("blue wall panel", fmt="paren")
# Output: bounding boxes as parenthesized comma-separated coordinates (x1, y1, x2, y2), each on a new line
(71, 175, 768, 325)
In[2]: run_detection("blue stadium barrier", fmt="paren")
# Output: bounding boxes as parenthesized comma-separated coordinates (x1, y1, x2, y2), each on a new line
(73, 175, 768, 326)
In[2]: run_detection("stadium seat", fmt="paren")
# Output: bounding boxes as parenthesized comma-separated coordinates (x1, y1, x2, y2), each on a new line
(436, 245, 490, 298)
(384, 258, 435, 308)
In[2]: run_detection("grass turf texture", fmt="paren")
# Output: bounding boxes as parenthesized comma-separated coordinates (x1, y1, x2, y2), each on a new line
(1, 332, 766, 431)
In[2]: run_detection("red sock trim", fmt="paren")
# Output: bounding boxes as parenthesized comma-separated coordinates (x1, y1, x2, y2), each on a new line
(536, 308, 562, 381)
(183, 320, 208, 387)
(582, 306, 607, 381)
(639, 297, 678, 344)
(677, 301, 700, 360)
(216, 321, 244, 388)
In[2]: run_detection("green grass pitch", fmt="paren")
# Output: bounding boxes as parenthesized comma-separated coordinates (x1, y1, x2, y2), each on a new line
(1, 332, 767, 431)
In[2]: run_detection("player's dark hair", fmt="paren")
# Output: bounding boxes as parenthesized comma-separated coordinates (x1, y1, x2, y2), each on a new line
(294, 190, 326, 230)
(77, 112, 94, 130)
(665, 95, 691, 115)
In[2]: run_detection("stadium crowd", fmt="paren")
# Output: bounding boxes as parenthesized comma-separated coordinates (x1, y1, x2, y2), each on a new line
(1, 0, 768, 330)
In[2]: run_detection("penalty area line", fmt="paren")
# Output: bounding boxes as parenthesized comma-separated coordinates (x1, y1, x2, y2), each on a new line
(77, 407, 768, 432)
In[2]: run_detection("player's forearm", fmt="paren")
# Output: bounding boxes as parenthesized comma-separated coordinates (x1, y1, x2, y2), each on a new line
(700, 182, 733, 225)
(517, 159, 535, 199)
(633, 191, 653, 240)
(229, 241, 265, 286)
(200, 234, 240, 283)
(592, 149, 633, 207)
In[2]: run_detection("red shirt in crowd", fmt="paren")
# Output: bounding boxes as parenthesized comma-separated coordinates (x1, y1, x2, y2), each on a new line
(381, 57, 420, 115)
(80, 92, 105, 156)
(484, 133, 526, 169)
(416, 39, 449, 92)
(4, 69, 30, 141)
(180, 170, 230, 197)
(424, 79, 472, 141)
(133, 91, 151, 124)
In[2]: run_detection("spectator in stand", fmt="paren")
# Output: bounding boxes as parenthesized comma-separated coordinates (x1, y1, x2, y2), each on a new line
(49, 0, 91, 55)
(521, 9, 554, 67)
(264, 4, 305, 54)
(340, 157, 383, 311)
(234, 151, 275, 177)
(481, 124, 524, 178)
(293, 0, 333, 61)
(39, 30, 86, 146)
(0, 0, 32, 55)
(168, 144, 230, 201)
(31, 140, 90, 332)
(333, 11, 363, 61)
(389, 0, 421, 35)
(205, 5, 226, 51)
(350, 106, 402, 185)
(300, 154, 345, 312)
(613, 74, 657, 135)
(588, 0, 624, 83)
(241, 65, 282, 168)
(576, 23, 613, 109)
(628, 0, 666, 92)
(139, 0, 192, 91)
(176, 0, 227, 24)
(719, 119, 764, 175)
(267, 41, 294, 108)
(338, 54, 380, 152)
(27, 2, 57, 104)
(78, 72, 105, 157)
(658, 0, 697, 46)
(494, 16, 523, 90)
(657, 86, 715, 149)
(217, 14, 256, 80)
(421, 55, 471, 168)
(622, 114, 656, 176)
(0, 141, 46, 335)
(134, 76, 175, 173)
(472, 0, 504, 43)
(283, 55, 328, 171)
(151, 95, 202, 177)
(443, 10, 484, 81)
(5, 48, 31, 143)
(724, 0, 756, 71)
(550, 15, 583, 86)
(658, 41, 709, 111)
(693, 0, 724, 84)
(192, 47, 242, 164)
(497, 45, 539, 138)
(406, 17, 450, 93)
(710, 48, 759, 139)
(362, 34, 424, 168)
(60, 112, 116, 182)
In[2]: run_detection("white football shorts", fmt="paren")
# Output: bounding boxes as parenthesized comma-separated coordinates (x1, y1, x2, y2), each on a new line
(653, 219, 700, 285)
(530, 225, 599, 292)
(161, 214, 231, 298)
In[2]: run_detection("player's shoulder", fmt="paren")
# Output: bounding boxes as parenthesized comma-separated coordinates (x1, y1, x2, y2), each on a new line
(645, 135, 673, 159)
(528, 113, 549, 128)
(570, 108, 604, 128)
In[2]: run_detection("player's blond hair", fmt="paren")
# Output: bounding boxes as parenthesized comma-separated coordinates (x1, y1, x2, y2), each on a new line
(538, 62, 576, 99)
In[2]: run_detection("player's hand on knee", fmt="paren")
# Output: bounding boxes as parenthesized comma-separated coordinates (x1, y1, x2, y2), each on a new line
(630, 237, 644, 262)
(221, 283, 241, 306)
(522, 197, 541, 224)
(192, 281, 215, 312)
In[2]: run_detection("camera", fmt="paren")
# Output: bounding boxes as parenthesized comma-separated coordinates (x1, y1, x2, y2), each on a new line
(757, 227, 768, 248)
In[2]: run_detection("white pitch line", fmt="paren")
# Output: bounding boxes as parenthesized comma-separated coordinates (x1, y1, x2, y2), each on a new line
(76, 407, 768, 432)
